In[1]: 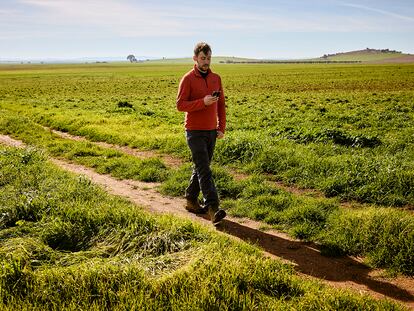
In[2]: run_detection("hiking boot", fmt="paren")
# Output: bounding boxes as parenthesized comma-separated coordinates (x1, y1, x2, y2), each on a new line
(207, 205, 227, 224)
(185, 198, 207, 214)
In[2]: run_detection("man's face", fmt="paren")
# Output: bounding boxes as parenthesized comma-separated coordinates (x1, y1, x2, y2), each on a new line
(193, 51, 211, 71)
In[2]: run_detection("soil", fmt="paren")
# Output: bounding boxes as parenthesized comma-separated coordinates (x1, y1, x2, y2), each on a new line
(1, 134, 413, 309)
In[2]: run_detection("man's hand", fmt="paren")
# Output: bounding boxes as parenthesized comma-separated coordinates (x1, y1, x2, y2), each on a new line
(217, 131, 224, 139)
(204, 95, 218, 106)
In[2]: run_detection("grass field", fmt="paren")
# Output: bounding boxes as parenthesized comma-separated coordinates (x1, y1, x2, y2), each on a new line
(1, 62, 413, 206)
(0, 62, 413, 281)
(0, 146, 404, 310)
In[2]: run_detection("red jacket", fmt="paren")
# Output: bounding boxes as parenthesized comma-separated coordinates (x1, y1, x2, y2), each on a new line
(176, 65, 226, 133)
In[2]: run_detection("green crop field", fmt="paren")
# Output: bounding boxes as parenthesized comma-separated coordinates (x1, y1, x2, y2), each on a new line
(1, 62, 413, 206)
(0, 62, 413, 309)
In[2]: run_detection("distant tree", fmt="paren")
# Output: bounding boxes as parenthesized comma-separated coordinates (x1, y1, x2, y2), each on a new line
(127, 54, 137, 63)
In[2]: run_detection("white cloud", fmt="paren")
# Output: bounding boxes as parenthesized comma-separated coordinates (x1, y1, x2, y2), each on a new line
(1, 0, 412, 41)
(337, 1, 414, 22)
(15, 0, 195, 36)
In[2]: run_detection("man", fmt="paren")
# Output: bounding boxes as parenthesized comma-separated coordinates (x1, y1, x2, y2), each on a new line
(176, 42, 226, 224)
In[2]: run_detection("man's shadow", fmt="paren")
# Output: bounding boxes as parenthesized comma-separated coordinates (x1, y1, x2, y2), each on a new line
(199, 216, 414, 304)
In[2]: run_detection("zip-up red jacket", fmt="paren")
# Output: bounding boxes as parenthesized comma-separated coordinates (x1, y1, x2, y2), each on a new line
(176, 64, 226, 133)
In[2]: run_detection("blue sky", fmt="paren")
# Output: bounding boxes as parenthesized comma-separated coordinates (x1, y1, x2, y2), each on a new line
(1, 0, 413, 59)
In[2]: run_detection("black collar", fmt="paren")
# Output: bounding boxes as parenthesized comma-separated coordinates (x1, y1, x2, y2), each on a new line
(198, 69, 209, 78)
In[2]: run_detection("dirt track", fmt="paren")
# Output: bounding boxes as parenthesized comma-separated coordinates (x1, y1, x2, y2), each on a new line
(1, 134, 413, 309)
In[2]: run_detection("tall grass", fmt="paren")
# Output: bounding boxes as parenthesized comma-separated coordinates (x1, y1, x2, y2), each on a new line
(0, 146, 402, 310)
(0, 113, 169, 182)
(321, 208, 414, 275)
(215, 131, 414, 206)
(160, 163, 414, 275)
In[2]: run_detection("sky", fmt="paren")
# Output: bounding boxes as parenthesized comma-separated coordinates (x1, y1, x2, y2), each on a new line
(1, 0, 414, 60)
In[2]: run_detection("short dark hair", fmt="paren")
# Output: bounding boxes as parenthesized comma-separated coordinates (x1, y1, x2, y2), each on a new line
(194, 42, 212, 56)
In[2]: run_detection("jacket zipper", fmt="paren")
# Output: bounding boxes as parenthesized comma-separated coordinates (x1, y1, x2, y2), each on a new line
(204, 77, 208, 91)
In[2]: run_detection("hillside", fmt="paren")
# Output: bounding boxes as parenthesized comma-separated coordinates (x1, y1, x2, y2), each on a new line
(146, 56, 258, 64)
(149, 49, 414, 65)
(320, 48, 413, 63)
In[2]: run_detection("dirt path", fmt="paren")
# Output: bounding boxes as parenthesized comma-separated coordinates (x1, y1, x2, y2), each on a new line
(47, 127, 414, 212)
(44, 127, 184, 168)
(1, 134, 413, 309)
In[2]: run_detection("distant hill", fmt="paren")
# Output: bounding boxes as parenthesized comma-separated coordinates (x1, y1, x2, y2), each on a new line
(146, 56, 259, 64)
(3, 49, 413, 65)
(319, 48, 414, 63)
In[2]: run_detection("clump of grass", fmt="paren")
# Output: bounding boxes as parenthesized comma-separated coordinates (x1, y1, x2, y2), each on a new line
(215, 132, 264, 164)
(224, 189, 337, 241)
(116, 100, 134, 109)
(321, 208, 414, 275)
(0, 237, 56, 266)
(158, 163, 192, 197)
(276, 126, 382, 148)
(0, 147, 56, 228)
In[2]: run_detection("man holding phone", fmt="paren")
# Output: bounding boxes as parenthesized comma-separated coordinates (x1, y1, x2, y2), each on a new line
(176, 42, 226, 224)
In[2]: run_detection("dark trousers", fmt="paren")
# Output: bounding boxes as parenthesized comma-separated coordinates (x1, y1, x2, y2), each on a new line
(185, 130, 219, 208)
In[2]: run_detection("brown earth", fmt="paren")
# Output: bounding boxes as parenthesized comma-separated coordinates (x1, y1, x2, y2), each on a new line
(1, 134, 413, 309)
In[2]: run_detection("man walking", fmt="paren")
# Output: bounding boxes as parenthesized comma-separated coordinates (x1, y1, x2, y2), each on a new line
(176, 42, 226, 224)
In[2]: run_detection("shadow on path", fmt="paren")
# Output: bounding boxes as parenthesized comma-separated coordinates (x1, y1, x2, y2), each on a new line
(212, 218, 414, 306)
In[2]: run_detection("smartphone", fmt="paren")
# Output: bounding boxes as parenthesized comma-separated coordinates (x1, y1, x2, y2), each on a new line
(212, 90, 221, 98)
